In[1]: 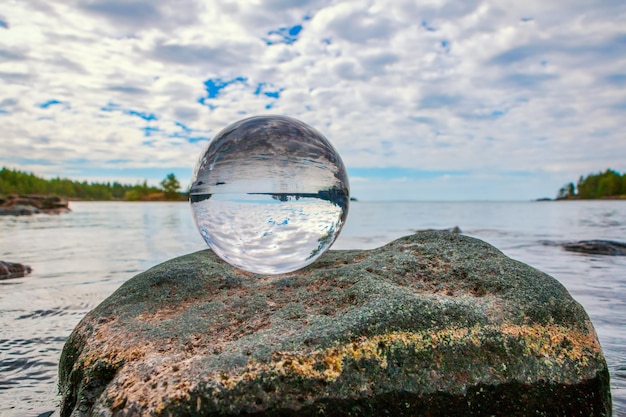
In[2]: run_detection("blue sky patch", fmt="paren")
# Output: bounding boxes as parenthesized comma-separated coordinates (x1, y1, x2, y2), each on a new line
(128, 110, 157, 121)
(38, 99, 62, 109)
(142, 126, 159, 137)
(203, 76, 246, 99)
(197, 98, 217, 109)
(255, 82, 283, 99)
(100, 102, 120, 112)
(264, 24, 303, 45)
(0, 20, 8, 29)
(170, 121, 210, 144)
(101, 101, 158, 121)
(175, 121, 191, 132)
(187, 136, 209, 143)
(264, 90, 281, 99)
(0, 109, 8, 114)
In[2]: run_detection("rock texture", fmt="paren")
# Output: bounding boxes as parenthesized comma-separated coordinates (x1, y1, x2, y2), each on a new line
(563, 240, 626, 256)
(0, 260, 32, 280)
(59, 231, 612, 416)
(0, 194, 70, 216)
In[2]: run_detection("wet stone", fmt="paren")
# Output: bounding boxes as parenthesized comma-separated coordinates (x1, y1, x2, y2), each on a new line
(562, 239, 626, 256)
(59, 231, 612, 416)
(0, 260, 32, 280)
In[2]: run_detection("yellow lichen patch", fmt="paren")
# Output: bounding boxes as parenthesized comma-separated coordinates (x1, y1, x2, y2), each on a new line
(500, 323, 601, 365)
(207, 323, 602, 389)
(73, 320, 602, 414)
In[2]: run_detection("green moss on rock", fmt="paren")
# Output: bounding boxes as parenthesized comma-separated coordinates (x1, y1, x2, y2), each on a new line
(59, 231, 612, 416)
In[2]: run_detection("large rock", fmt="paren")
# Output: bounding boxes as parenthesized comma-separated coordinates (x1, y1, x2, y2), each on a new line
(59, 231, 611, 416)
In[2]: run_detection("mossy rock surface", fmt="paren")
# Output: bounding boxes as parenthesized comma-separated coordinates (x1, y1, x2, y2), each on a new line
(59, 231, 612, 416)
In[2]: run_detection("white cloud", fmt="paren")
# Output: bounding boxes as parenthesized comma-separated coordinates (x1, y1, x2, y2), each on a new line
(0, 0, 625, 200)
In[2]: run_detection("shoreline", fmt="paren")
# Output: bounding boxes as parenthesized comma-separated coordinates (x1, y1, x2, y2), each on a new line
(538, 196, 626, 201)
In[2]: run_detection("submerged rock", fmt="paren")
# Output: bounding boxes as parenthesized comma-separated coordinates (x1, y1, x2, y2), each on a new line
(59, 231, 611, 416)
(0, 260, 32, 280)
(563, 240, 626, 256)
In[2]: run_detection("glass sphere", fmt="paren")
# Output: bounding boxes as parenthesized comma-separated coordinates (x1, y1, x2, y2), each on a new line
(190, 115, 350, 274)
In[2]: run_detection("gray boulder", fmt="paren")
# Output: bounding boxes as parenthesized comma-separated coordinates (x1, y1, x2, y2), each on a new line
(59, 231, 611, 416)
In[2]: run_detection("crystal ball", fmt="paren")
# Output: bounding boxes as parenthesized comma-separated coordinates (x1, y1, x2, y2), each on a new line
(190, 115, 350, 274)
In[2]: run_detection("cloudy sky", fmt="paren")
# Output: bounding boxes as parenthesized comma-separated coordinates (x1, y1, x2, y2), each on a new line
(1, 0, 625, 201)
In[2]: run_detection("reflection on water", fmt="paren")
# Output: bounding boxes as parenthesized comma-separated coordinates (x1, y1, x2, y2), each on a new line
(191, 193, 346, 274)
(0, 200, 625, 416)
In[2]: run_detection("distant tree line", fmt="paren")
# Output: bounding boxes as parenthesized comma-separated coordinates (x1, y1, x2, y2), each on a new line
(558, 169, 626, 199)
(0, 167, 183, 201)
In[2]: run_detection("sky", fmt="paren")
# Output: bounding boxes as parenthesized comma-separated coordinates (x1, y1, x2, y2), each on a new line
(0, 0, 625, 201)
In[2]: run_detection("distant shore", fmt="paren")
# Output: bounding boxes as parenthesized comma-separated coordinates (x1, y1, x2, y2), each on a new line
(0, 193, 188, 216)
(537, 195, 626, 201)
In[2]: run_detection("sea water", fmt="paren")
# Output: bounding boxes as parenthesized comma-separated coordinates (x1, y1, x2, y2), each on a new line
(0, 200, 624, 416)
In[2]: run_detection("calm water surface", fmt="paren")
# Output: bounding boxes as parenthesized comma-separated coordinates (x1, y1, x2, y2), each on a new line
(0, 201, 624, 416)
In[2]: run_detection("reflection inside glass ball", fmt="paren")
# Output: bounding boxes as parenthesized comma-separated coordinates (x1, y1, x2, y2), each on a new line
(190, 115, 350, 274)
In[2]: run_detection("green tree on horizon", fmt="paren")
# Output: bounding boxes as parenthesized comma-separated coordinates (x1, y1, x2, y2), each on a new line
(0, 167, 162, 201)
(558, 168, 626, 199)
(160, 173, 181, 200)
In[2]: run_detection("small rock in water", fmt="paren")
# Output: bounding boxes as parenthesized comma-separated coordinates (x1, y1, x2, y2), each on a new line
(189, 115, 349, 275)
(0, 194, 70, 216)
(0, 261, 32, 280)
(563, 239, 626, 256)
(59, 231, 611, 416)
